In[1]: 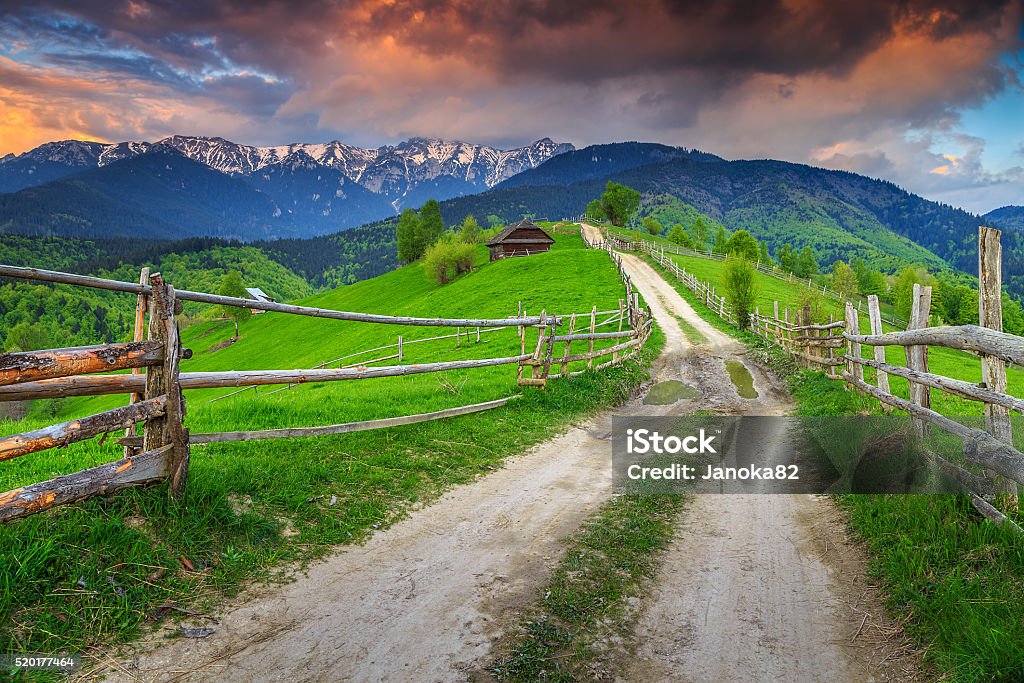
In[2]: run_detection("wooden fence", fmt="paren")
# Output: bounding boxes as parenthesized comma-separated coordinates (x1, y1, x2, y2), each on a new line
(0, 262, 651, 523)
(612, 224, 1022, 526)
(601, 226, 908, 328)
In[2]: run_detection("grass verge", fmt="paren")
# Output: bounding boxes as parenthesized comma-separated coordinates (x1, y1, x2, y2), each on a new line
(487, 494, 687, 682)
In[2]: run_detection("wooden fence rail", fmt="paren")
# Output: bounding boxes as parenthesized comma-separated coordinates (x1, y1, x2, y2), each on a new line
(1, 255, 653, 524)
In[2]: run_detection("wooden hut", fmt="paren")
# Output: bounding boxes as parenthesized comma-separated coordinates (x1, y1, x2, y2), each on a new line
(486, 220, 555, 261)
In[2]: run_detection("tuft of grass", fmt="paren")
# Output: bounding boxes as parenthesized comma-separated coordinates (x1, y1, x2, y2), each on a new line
(670, 312, 707, 345)
(488, 494, 687, 682)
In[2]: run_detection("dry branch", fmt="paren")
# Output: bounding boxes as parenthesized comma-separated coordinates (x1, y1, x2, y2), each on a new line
(0, 355, 534, 401)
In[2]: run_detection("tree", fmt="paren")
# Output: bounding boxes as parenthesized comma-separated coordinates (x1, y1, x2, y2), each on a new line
(712, 226, 729, 254)
(891, 267, 937, 321)
(642, 216, 663, 235)
(459, 214, 481, 243)
(724, 257, 759, 330)
(423, 237, 477, 285)
(599, 182, 641, 227)
(831, 260, 858, 296)
(776, 243, 796, 273)
(726, 230, 760, 261)
(759, 241, 771, 265)
(217, 270, 249, 339)
(692, 217, 709, 250)
(668, 223, 693, 248)
(586, 199, 606, 223)
(396, 208, 421, 263)
(851, 257, 886, 296)
(795, 245, 818, 278)
(486, 214, 504, 228)
(415, 199, 445, 256)
(4, 321, 51, 352)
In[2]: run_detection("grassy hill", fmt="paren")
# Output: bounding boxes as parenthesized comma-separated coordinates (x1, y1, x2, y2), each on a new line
(0, 230, 661, 661)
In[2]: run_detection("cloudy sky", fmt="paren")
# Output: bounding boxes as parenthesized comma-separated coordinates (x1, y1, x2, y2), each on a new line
(0, 0, 1021, 213)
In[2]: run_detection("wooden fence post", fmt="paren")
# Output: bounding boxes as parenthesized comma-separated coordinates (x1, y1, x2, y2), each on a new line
(867, 295, 892, 412)
(398, 335, 403, 362)
(588, 305, 597, 369)
(143, 275, 189, 498)
(979, 226, 1017, 502)
(125, 267, 150, 457)
(907, 283, 933, 437)
(560, 314, 577, 375)
(845, 302, 864, 392)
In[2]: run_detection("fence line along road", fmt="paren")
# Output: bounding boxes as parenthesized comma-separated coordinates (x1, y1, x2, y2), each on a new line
(0, 256, 652, 524)
(585, 222, 1023, 530)
(595, 224, 909, 329)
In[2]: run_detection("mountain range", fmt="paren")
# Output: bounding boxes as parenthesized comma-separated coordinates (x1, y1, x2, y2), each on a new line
(0, 136, 573, 239)
(1, 135, 1022, 300)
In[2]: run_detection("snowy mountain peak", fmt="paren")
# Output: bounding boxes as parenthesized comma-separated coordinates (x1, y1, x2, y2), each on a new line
(1, 134, 575, 209)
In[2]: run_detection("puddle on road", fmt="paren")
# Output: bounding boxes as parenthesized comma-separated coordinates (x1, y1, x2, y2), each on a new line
(725, 360, 758, 399)
(644, 380, 701, 405)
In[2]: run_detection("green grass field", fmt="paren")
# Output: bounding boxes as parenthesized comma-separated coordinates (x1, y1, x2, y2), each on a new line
(0, 231, 663, 669)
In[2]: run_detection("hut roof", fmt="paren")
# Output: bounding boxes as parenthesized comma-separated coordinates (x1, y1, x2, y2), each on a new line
(244, 287, 274, 302)
(486, 219, 555, 247)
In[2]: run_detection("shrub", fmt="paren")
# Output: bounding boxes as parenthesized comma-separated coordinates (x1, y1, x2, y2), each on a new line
(724, 257, 759, 330)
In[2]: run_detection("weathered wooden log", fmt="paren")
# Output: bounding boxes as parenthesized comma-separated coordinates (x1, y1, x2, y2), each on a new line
(0, 445, 171, 524)
(528, 337, 644, 366)
(0, 375, 148, 401)
(792, 336, 845, 347)
(125, 267, 151, 456)
(842, 372, 1024, 486)
(0, 264, 559, 328)
(0, 341, 163, 387)
(792, 321, 846, 331)
(844, 325, 1024, 366)
(792, 351, 845, 367)
(845, 355, 1024, 414)
(0, 396, 166, 461)
(866, 295, 891, 413)
(969, 494, 1023, 533)
(907, 284, 933, 436)
(979, 225, 1017, 500)
(921, 448, 993, 497)
(120, 396, 519, 448)
(845, 303, 864, 391)
(0, 355, 535, 401)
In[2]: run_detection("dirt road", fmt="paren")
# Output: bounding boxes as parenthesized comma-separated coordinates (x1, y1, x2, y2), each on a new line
(95, 230, 911, 682)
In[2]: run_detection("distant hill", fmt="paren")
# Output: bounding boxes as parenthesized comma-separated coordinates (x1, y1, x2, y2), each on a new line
(437, 146, 1024, 298)
(985, 206, 1024, 232)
